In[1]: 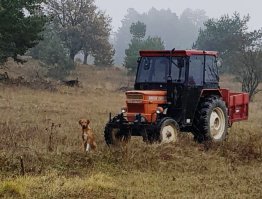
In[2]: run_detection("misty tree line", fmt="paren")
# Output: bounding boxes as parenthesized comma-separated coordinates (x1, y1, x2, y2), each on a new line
(115, 8, 208, 65)
(0, 0, 114, 79)
(0, 0, 262, 98)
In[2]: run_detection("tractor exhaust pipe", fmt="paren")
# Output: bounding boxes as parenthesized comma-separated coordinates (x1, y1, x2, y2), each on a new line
(167, 76, 173, 105)
(167, 48, 176, 105)
(109, 112, 112, 122)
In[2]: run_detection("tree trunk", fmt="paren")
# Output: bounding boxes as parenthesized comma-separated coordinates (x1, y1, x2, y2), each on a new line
(83, 52, 88, 65)
(70, 51, 75, 61)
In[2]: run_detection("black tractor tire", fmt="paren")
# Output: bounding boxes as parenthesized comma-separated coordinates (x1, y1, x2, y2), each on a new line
(104, 127, 130, 146)
(158, 118, 180, 144)
(193, 96, 228, 143)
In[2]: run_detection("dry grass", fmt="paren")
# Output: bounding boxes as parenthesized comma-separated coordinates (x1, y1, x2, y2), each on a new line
(0, 64, 261, 198)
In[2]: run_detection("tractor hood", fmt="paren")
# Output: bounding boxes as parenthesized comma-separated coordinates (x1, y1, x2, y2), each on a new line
(125, 90, 167, 122)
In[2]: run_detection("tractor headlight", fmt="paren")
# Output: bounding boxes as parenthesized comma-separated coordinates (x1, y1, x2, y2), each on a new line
(121, 107, 127, 113)
(156, 107, 164, 114)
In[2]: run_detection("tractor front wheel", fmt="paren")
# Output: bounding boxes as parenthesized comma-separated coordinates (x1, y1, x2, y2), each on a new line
(159, 118, 180, 144)
(104, 127, 130, 146)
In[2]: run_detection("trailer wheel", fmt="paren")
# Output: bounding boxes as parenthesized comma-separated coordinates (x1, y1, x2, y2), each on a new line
(159, 118, 179, 144)
(193, 96, 228, 142)
(104, 127, 130, 146)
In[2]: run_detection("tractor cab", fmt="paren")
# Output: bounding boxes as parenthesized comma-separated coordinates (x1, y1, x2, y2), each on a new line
(135, 50, 219, 91)
(104, 49, 249, 145)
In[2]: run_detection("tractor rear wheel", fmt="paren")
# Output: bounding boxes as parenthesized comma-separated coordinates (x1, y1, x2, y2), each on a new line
(104, 127, 130, 146)
(193, 96, 228, 142)
(159, 118, 179, 144)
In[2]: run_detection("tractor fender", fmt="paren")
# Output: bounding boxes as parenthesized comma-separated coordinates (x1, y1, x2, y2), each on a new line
(157, 117, 179, 129)
(200, 89, 222, 98)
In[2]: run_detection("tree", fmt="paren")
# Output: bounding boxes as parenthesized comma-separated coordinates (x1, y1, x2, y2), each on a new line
(179, 8, 208, 48)
(124, 38, 143, 74)
(194, 13, 254, 69)
(47, 0, 114, 65)
(84, 10, 114, 66)
(0, 0, 46, 64)
(114, 8, 140, 65)
(124, 22, 165, 74)
(143, 36, 165, 50)
(194, 13, 262, 99)
(130, 21, 146, 39)
(29, 23, 74, 79)
(93, 40, 115, 66)
(47, 0, 94, 60)
(234, 48, 262, 100)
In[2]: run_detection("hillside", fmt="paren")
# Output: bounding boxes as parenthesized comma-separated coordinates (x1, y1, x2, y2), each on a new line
(0, 62, 261, 198)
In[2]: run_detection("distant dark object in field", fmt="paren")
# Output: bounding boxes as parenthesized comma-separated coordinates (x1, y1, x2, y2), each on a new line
(0, 72, 9, 81)
(118, 86, 132, 92)
(63, 78, 79, 87)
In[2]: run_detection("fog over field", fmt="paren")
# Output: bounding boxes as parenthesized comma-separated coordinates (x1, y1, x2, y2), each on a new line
(1, 0, 262, 198)
(96, 0, 262, 31)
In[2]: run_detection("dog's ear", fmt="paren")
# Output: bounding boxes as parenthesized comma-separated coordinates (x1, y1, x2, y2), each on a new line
(79, 119, 83, 125)
(86, 120, 90, 125)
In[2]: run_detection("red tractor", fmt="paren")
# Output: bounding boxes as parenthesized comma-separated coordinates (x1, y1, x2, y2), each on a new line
(104, 49, 249, 145)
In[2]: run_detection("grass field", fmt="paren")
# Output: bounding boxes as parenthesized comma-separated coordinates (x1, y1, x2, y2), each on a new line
(0, 64, 261, 198)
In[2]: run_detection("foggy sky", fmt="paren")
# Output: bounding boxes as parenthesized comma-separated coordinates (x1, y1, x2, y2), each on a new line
(96, 0, 262, 32)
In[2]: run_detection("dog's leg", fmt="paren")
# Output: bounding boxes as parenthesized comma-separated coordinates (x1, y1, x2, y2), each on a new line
(91, 141, 97, 150)
(83, 142, 87, 152)
(86, 143, 90, 152)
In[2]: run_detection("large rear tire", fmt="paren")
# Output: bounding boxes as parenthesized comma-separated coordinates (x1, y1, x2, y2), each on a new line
(193, 96, 228, 142)
(159, 118, 180, 144)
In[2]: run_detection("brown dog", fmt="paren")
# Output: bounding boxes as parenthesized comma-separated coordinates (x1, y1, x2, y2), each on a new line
(78, 119, 97, 152)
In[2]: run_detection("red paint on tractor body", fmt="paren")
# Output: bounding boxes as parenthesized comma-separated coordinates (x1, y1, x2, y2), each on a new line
(219, 89, 249, 126)
(140, 50, 218, 57)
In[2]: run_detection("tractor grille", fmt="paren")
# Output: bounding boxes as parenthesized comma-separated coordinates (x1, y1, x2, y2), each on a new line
(127, 104, 144, 113)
